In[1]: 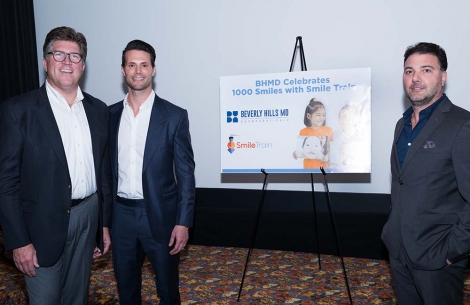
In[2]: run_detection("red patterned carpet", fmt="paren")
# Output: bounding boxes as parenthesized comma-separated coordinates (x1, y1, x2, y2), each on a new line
(3, 244, 470, 304)
(174, 247, 395, 305)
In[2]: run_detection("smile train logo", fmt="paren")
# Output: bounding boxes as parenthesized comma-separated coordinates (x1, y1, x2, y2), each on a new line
(227, 111, 238, 123)
(227, 136, 235, 154)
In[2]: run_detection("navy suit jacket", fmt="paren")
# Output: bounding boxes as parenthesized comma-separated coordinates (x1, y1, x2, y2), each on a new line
(382, 97, 470, 270)
(0, 85, 110, 267)
(106, 93, 195, 242)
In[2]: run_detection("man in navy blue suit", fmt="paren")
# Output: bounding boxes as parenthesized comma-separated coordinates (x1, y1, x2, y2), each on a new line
(105, 40, 195, 305)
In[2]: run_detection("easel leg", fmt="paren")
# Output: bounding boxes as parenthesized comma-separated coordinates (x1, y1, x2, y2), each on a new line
(311, 173, 322, 270)
(237, 169, 269, 302)
(320, 167, 353, 304)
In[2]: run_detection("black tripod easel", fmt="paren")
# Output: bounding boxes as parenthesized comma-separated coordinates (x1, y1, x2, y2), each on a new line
(291, 36, 352, 304)
(237, 36, 352, 304)
(289, 36, 322, 271)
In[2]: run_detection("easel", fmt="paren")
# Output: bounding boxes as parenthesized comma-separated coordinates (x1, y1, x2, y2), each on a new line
(237, 37, 353, 304)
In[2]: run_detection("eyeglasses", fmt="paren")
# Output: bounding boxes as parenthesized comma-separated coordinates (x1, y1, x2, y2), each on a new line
(46, 51, 84, 64)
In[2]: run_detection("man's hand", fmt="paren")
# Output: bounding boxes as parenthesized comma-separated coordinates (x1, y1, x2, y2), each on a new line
(13, 243, 39, 277)
(93, 227, 111, 259)
(169, 225, 189, 255)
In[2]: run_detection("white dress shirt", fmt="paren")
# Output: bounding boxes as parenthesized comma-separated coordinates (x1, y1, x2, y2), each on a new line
(46, 81, 96, 199)
(117, 90, 155, 199)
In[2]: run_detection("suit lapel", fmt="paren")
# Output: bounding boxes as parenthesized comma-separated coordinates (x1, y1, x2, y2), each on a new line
(83, 97, 100, 176)
(109, 102, 124, 180)
(400, 98, 451, 173)
(392, 119, 404, 174)
(143, 94, 168, 173)
(34, 86, 70, 177)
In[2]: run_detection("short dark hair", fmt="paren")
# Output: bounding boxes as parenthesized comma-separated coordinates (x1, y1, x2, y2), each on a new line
(121, 40, 156, 67)
(304, 98, 326, 127)
(43, 26, 87, 61)
(404, 42, 447, 71)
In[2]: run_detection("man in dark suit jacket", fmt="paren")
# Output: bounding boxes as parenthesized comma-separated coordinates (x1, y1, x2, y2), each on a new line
(0, 27, 111, 305)
(382, 42, 470, 304)
(105, 40, 195, 305)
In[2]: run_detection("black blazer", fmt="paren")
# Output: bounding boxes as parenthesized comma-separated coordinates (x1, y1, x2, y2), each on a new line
(105, 94, 195, 242)
(382, 97, 470, 270)
(0, 85, 110, 267)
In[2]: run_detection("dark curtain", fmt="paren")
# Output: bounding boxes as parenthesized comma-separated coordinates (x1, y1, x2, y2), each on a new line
(0, 0, 39, 104)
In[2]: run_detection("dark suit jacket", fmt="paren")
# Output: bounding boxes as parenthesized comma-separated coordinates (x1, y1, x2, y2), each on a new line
(382, 97, 470, 270)
(0, 85, 110, 267)
(106, 93, 195, 242)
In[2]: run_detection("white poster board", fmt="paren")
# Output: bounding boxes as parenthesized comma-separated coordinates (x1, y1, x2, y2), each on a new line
(220, 68, 371, 173)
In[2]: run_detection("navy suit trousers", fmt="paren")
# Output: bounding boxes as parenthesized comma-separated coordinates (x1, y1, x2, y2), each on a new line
(112, 201, 181, 305)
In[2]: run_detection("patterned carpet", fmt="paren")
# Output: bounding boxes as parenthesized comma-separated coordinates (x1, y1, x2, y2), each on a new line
(3, 244, 470, 304)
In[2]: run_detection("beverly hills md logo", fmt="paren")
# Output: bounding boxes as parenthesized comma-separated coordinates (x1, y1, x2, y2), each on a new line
(227, 111, 238, 123)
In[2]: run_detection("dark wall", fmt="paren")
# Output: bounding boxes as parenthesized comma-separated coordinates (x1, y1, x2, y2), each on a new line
(190, 188, 391, 260)
(0, 0, 39, 104)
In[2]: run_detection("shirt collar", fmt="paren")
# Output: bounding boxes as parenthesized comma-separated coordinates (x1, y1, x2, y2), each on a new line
(45, 80, 84, 106)
(403, 93, 447, 122)
(123, 90, 155, 110)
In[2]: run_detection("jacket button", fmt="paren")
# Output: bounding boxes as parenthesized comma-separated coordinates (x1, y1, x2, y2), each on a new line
(66, 210, 71, 214)
(67, 185, 71, 189)
(399, 180, 403, 185)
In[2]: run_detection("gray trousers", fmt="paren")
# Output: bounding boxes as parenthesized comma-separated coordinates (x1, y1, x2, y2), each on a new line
(390, 246, 467, 305)
(24, 194, 99, 305)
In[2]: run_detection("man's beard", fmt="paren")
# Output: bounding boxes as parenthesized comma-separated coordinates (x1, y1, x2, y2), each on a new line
(127, 81, 152, 92)
(408, 94, 434, 107)
(406, 85, 440, 107)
